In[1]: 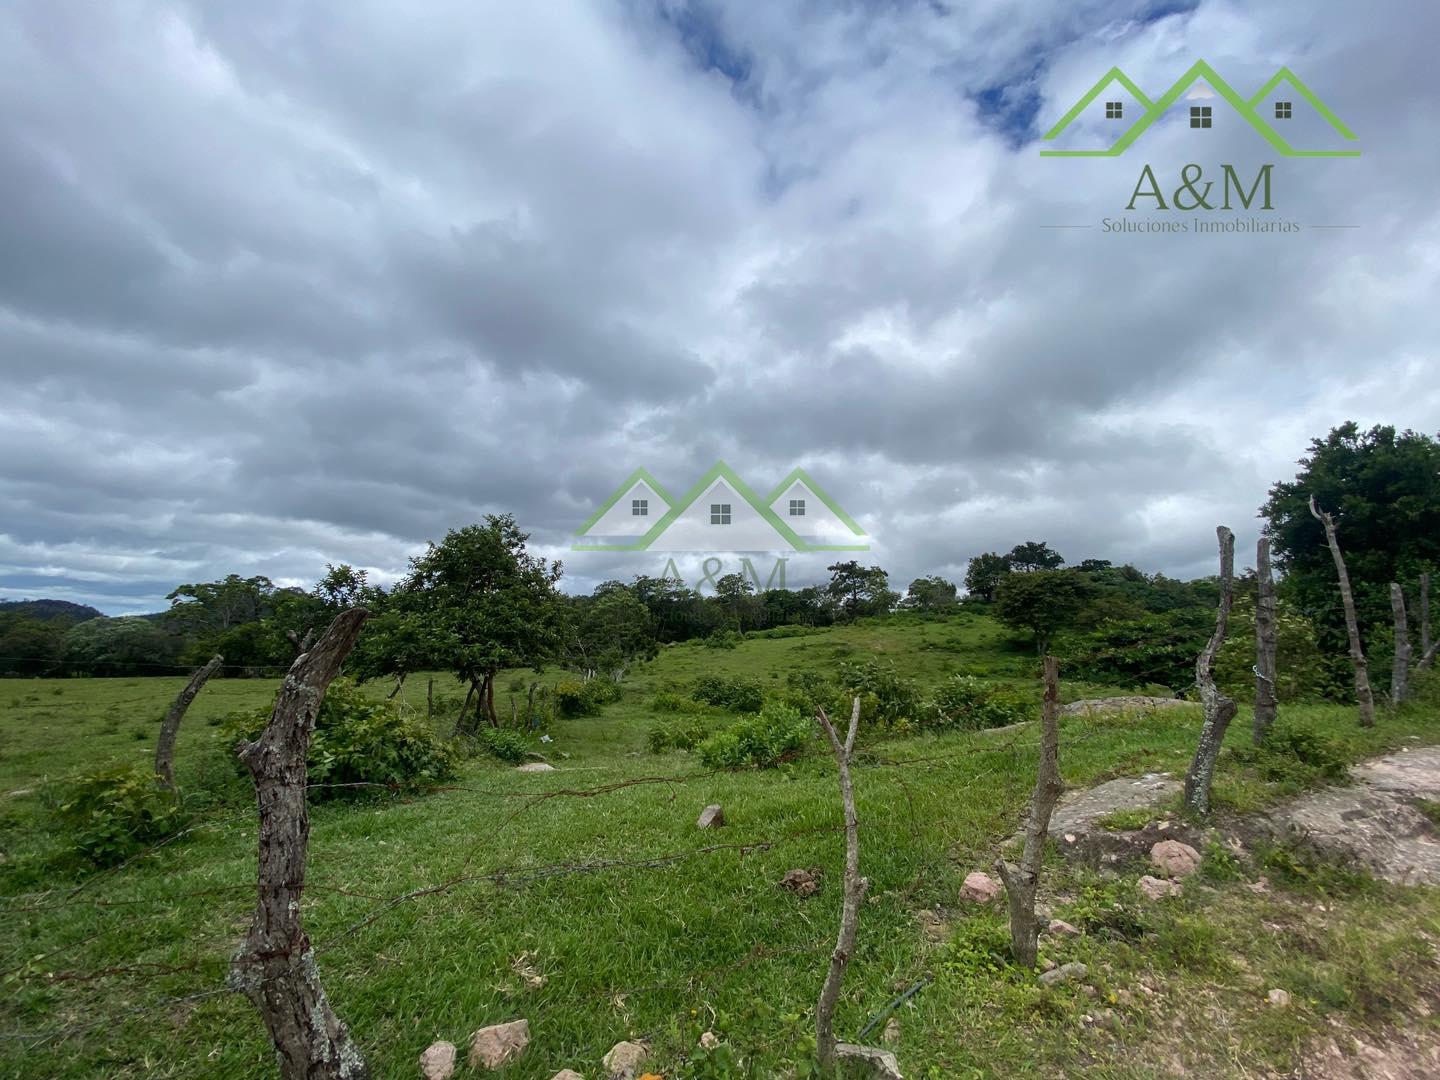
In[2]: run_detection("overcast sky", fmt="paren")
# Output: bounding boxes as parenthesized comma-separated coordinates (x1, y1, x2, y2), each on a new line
(2, 0, 1438, 615)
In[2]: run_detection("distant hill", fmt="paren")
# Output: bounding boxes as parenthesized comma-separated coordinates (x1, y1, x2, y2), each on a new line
(0, 598, 105, 624)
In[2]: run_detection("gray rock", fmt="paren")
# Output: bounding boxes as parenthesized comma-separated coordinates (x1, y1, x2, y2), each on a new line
(469, 1020, 529, 1069)
(881, 1017, 901, 1045)
(419, 1040, 456, 1080)
(516, 762, 556, 773)
(1060, 697, 1198, 718)
(1038, 962, 1088, 987)
(602, 1040, 649, 1079)
(1136, 875, 1182, 901)
(781, 868, 821, 897)
(1045, 774, 1188, 866)
(697, 804, 725, 829)
(1046, 918, 1081, 937)
(1267, 988, 1291, 1008)
(551, 1072, 585, 1080)
(834, 1042, 904, 1078)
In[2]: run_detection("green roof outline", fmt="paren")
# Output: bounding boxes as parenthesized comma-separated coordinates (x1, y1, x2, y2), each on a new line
(572, 462, 870, 552)
(764, 468, 867, 537)
(572, 467, 674, 537)
(1040, 59, 1359, 157)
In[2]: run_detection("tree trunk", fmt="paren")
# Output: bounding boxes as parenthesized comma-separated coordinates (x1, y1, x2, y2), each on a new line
(1184, 526, 1238, 816)
(1391, 583, 1411, 706)
(426, 678, 434, 725)
(995, 656, 1064, 968)
(1253, 537, 1279, 746)
(155, 655, 224, 792)
(452, 681, 478, 739)
(1421, 573, 1432, 668)
(228, 609, 370, 1080)
(484, 673, 497, 728)
(814, 697, 864, 1075)
(1309, 496, 1375, 726)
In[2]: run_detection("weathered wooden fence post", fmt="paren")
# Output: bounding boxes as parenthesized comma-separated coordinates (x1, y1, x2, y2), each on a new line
(1391, 583, 1411, 706)
(1253, 537, 1279, 746)
(1184, 526, 1237, 816)
(814, 697, 864, 1075)
(1309, 496, 1375, 726)
(155, 654, 223, 792)
(229, 609, 370, 1080)
(995, 656, 1063, 968)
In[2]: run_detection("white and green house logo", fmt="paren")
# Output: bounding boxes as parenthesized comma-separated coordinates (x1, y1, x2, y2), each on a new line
(573, 462, 868, 552)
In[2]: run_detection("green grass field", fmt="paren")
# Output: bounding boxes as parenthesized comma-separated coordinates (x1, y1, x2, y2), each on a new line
(3, 613, 1440, 1078)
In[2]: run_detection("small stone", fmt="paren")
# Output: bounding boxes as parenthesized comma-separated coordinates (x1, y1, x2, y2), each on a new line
(602, 1040, 649, 1080)
(420, 1040, 456, 1080)
(1041, 958, 1057, 972)
(469, 1019, 530, 1069)
(1046, 919, 1080, 937)
(1267, 988, 1292, 1008)
(516, 762, 556, 773)
(1149, 840, 1201, 878)
(1137, 875, 1182, 901)
(1038, 962, 1088, 987)
(833, 1043, 903, 1079)
(699, 1030, 719, 1050)
(551, 1072, 585, 1080)
(960, 870, 1003, 903)
(1081, 984, 1098, 997)
(1247, 877, 1271, 894)
(916, 909, 949, 943)
(780, 868, 821, 897)
(882, 1017, 901, 1045)
(697, 804, 725, 829)
(1115, 989, 1135, 1006)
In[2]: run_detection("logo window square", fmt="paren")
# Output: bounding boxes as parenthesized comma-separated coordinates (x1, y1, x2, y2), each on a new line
(1190, 105, 1212, 129)
(710, 503, 731, 525)
(631, 499, 647, 516)
(1275, 101, 1292, 119)
(789, 498, 806, 516)
(1105, 101, 1123, 119)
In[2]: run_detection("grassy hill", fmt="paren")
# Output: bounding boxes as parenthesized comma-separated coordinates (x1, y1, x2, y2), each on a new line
(3, 612, 1440, 1078)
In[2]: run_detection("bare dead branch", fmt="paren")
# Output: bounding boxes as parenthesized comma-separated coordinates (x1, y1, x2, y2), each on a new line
(1420, 573, 1433, 671)
(1184, 526, 1238, 816)
(228, 609, 370, 1080)
(995, 655, 1063, 968)
(154, 655, 223, 792)
(1253, 537, 1279, 745)
(1309, 495, 1375, 726)
(814, 696, 865, 1074)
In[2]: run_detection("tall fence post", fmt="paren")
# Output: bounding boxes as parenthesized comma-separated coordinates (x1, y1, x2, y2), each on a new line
(1184, 526, 1238, 816)
(228, 609, 370, 1080)
(1253, 537, 1279, 745)
(1309, 496, 1375, 726)
(155, 654, 223, 792)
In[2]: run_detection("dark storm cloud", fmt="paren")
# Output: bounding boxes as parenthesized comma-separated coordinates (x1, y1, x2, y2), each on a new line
(1, 0, 1438, 613)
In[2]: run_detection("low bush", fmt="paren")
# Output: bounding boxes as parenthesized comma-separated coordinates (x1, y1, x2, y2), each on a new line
(928, 675, 1030, 731)
(475, 727, 531, 764)
(1230, 722, 1349, 789)
(649, 690, 708, 715)
(692, 674, 764, 713)
(696, 702, 812, 769)
(647, 719, 709, 753)
(221, 680, 458, 796)
(554, 678, 621, 717)
(837, 660, 924, 732)
(55, 763, 184, 867)
(702, 629, 743, 649)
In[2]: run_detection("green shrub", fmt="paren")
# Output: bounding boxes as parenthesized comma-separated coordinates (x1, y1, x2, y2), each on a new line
(554, 678, 621, 717)
(647, 719, 709, 753)
(696, 702, 812, 769)
(221, 680, 458, 796)
(692, 674, 765, 713)
(928, 675, 1030, 731)
(778, 669, 837, 715)
(1230, 722, 1349, 789)
(702, 629, 743, 649)
(837, 660, 924, 732)
(55, 763, 184, 867)
(649, 690, 708, 715)
(475, 727, 531, 764)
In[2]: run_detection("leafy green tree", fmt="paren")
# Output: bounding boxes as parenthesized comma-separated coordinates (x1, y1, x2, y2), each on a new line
(164, 574, 275, 635)
(825, 561, 893, 621)
(1261, 423, 1440, 676)
(711, 573, 766, 631)
(994, 569, 1094, 652)
(1005, 540, 1066, 572)
(1060, 608, 1213, 692)
(0, 613, 67, 675)
(397, 515, 563, 729)
(632, 574, 722, 642)
(964, 552, 1011, 602)
(566, 584, 657, 679)
(62, 617, 185, 676)
(902, 576, 958, 612)
(762, 586, 832, 627)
